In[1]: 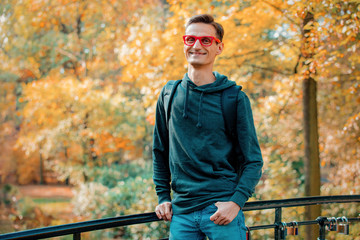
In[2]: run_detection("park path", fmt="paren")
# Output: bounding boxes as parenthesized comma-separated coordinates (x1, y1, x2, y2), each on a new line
(1, 185, 76, 233)
(18, 185, 82, 225)
(17, 185, 74, 198)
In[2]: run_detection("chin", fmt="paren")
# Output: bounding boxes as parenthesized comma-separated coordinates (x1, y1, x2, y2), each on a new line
(188, 61, 205, 67)
(187, 58, 205, 65)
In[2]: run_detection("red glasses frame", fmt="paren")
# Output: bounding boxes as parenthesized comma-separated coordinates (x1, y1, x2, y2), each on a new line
(183, 35, 221, 47)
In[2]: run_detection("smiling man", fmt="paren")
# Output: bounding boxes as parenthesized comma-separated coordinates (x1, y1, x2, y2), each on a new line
(153, 14, 263, 240)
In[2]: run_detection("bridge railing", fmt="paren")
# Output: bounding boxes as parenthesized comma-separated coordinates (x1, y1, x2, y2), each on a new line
(0, 195, 359, 240)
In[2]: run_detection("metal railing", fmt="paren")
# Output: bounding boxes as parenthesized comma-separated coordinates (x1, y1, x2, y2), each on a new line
(0, 195, 359, 240)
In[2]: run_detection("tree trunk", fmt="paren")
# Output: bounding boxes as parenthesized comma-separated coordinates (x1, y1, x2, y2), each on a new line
(301, 11, 321, 240)
(303, 77, 321, 239)
(39, 151, 44, 185)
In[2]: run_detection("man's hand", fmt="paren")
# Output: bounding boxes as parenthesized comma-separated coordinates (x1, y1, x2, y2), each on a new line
(155, 201, 173, 221)
(209, 201, 241, 225)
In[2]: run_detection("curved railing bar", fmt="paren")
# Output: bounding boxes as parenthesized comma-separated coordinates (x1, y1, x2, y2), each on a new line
(0, 195, 359, 240)
(242, 194, 360, 211)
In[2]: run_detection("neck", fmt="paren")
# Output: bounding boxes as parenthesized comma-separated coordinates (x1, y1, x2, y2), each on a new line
(187, 65, 216, 86)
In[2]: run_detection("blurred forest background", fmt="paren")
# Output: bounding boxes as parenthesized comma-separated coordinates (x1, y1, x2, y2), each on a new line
(0, 0, 359, 239)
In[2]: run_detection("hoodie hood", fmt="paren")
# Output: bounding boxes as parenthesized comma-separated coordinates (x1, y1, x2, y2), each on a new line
(182, 71, 236, 93)
(181, 72, 236, 128)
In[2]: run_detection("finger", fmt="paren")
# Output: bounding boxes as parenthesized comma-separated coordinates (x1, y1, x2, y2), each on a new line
(210, 211, 220, 221)
(211, 213, 222, 225)
(162, 209, 169, 221)
(155, 207, 163, 219)
(160, 203, 171, 221)
(160, 205, 167, 221)
(223, 220, 230, 225)
(157, 205, 167, 220)
(215, 216, 224, 225)
(218, 218, 228, 225)
(165, 205, 172, 221)
(166, 205, 172, 221)
(214, 217, 222, 225)
(159, 208, 168, 221)
(156, 211, 162, 219)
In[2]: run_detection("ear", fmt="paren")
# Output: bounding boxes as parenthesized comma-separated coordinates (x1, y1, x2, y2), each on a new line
(216, 42, 224, 55)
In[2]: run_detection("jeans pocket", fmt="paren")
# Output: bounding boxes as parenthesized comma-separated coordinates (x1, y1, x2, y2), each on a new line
(203, 203, 218, 214)
(236, 210, 247, 237)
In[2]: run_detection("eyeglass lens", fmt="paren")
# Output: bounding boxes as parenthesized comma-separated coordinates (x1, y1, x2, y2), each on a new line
(185, 36, 213, 46)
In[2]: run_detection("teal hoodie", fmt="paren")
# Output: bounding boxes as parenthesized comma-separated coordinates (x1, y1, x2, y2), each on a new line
(153, 72, 263, 214)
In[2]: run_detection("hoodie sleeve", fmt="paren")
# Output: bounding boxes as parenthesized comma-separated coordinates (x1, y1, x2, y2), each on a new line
(230, 91, 263, 208)
(152, 85, 172, 204)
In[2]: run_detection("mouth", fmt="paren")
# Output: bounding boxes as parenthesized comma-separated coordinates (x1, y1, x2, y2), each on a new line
(189, 52, 206, 56)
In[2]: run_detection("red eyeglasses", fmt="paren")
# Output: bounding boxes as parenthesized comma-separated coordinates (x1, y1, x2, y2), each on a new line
(183, 35, 221, 47)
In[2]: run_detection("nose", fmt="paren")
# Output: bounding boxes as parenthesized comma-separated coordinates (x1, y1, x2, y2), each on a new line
(193, 39, 202, 48)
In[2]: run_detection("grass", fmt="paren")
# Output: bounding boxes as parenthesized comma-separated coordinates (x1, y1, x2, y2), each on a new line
(31, 197, 73, 219)
(32, 197, 71, 204)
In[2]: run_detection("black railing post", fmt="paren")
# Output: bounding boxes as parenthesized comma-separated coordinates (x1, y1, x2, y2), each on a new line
(274, 207, 282, 240)
(73, 232, 81, 240)
(316, 217, 327, 240)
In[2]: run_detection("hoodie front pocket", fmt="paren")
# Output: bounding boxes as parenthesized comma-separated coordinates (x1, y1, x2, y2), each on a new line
(212, 167, 238, 187)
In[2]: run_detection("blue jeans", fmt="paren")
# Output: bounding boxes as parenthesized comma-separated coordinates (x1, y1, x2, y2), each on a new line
(169, 204, 247, 240)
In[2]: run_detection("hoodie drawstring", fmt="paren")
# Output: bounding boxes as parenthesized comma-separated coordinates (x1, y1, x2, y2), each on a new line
(182, 83, 189, 119)
(182, 83, 203, 128)
(196, 92, 204, 128)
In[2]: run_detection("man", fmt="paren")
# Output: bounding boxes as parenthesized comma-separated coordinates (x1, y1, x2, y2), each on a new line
(152, 14, 263, 240)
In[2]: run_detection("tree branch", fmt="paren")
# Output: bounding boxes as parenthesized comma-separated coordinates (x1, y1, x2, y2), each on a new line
(294, 53, 302, 74)
(261, 0, 300, 28)
(243, 64, 293, 76)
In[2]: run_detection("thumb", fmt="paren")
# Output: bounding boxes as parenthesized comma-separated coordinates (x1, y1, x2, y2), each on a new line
(210, 210, 220, 221)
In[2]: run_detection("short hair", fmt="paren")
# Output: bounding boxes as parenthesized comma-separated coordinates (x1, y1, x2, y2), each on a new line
(185, 14, 224, 42)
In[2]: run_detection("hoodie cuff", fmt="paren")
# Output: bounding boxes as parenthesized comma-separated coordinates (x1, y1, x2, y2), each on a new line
(158, 193, 171, 204)
(230, 191, 248, 209)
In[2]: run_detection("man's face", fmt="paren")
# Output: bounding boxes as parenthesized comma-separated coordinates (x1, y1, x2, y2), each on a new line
(184, 23, 223, 67)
